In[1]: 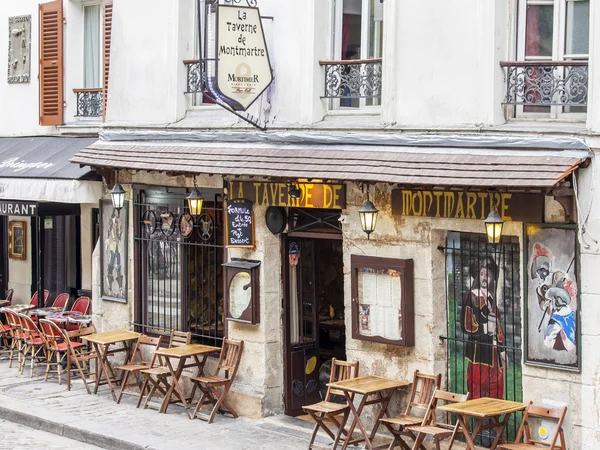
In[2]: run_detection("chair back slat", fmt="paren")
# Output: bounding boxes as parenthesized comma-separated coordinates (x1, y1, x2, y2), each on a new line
(169, 330, 191, 348)
(405, 370, 442, 415)
(130, 334, 163, 366)
(52, 293, 70, 310)
(215, 339, 244, 380)
(326, 358, 359, 399)
(423, 388, 470, 428)
(67, 324, 97, 340)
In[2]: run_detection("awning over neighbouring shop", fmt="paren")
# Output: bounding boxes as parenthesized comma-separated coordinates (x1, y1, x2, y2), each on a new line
(71, 137, 593, 189)
(0, 136, 103, 203)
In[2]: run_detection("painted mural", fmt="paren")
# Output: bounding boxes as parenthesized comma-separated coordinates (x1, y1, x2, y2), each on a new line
(525, 225, 579, 371)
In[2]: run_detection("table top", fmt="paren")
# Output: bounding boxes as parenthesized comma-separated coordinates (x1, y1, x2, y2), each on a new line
(154, 344, 220, 359)
(47, 310, 83, 323)
(0, 300, 9, 307)
(328, 375, 410, 395)
(438, 397, 527, 418)
(30, 307, 64, 316)
(0, 304, 35, 313)
(83, 330, 141, 345)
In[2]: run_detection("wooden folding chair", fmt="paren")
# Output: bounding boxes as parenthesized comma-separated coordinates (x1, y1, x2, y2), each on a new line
(302, 358, 360, 450)
(115, 334, 163, 404)
(407, 389, 470, 450)
(137, 330, 191, 409)
(189, 339, 244, 423)
(380, 370, 442, 450)
(497, 401, 567, 450)
(63, 325, 99, 393)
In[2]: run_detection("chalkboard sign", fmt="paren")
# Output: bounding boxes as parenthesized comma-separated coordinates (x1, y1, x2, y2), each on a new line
(226, 198, 255, 248)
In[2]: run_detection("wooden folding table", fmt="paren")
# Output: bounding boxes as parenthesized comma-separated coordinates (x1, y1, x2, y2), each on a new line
(327, 375, 411, 450)
(151, 343, 219, 417)
(83, 330, 141, 401)
(438, 397, 527, 450)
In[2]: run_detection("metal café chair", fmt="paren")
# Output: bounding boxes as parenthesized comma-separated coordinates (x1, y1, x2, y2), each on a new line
(52, 293, 70, 311)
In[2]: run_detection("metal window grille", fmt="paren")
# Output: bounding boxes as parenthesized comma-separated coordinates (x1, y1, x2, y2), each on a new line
(441, 232, 523, 446)
(134, 192, 224, 347)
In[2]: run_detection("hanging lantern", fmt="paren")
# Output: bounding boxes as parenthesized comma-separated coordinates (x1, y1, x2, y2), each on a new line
(484, 209, 504, 244)
(110, 183, 126, 212)
(359, 198, 379, 239)
(186, 187, 204, 217)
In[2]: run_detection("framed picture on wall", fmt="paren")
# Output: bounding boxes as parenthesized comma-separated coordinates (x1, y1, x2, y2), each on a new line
(100, 200, 128, 303)
(524, 224, 580, 372)
(8, 221, 26, 260)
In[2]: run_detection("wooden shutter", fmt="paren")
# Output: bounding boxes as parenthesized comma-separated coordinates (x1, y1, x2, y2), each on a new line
(39, 0, 64, 126)
(102, 0, 113, 122)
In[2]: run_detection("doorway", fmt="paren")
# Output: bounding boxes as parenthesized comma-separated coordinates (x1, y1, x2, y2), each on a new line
(0, 217, 7, 296)
(283, 235, 345, 416)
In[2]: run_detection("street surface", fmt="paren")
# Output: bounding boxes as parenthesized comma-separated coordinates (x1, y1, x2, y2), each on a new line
(0, 420, 103, 450)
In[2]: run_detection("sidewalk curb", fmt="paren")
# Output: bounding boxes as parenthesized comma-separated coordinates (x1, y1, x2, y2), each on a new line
(0, 405, 146, 450)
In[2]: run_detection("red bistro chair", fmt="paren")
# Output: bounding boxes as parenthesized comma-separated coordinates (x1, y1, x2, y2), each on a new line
(65, 297, 91, 332)
(52, 293, 70, 310)
(3, 310, 23, 369)
(30, 290, 50, 308)
(17, 313, 46, 377)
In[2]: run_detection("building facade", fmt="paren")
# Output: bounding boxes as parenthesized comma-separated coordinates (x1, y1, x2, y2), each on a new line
(2, 0, 600, 447)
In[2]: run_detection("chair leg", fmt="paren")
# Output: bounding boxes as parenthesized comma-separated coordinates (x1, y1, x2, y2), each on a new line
(306, 413, 322, 450)
(136, 378, 150, 408)
(411, 432, 426, 450)
(332, 410, 350, 450)
(116, 370, 132, 404)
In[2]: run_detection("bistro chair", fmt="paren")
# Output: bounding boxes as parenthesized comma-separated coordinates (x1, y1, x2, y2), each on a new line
(52, 293, 70, 311)
(4, 288, 14, 305)
(63, 325, 99, 393)
(380, 370, 442, 450)
(497, 401, 567, 450)
(17, 312, 46, 377)
(30, 289, 50, 307)
(115, 334, 163, 404)
(189, 338, 244, 424)
(3, 310, 24, 368)
(0, 312, 16, 356)
(65, 296, 91, 332)
(137, 330, 192, 409)
(302, 358, 360, 450)
(39, 319, 72, 385)
(407, 389, 470, 450)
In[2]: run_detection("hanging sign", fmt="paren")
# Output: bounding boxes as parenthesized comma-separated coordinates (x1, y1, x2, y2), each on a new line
(226, 198, 255, 248)
(215, 5, 273, 111)
(228, 181, 346, 209)
(391, 189, 543, 222)
(0, 200, 38, 216)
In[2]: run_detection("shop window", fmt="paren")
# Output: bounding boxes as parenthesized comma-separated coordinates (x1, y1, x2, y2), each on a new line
(507, 0, 589, 117)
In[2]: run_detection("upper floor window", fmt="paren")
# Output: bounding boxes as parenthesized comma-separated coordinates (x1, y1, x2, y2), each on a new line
(83, 4, 101, 89)
(321, 0, 383, 110)
(503, 0, 589, 117)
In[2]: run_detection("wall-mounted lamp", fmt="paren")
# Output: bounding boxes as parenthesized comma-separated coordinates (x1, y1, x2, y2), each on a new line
(359, 184, 379, 239)
(186, 175, 204, 217)
(484, 209, 504, 244)
(288, 182, 302, 199)
(110, 183, 125, 212)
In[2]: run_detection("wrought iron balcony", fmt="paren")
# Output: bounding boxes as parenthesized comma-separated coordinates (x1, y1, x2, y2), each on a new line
(73, 88, 103, 117)
(184, 59, 204, 93)
(319, 58, 382, 100)
(500, 61, 588, 107)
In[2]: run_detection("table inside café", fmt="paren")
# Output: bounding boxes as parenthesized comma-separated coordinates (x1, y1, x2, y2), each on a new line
(83, 330, 141, 401)
(327, 375, 411, 450)
(148, 344, 220, 417)
(438, 397, 527, 450)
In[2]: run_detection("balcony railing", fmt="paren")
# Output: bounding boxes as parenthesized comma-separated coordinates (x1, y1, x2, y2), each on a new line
(500, 61, 588, 107)
(319, 58, 382, 100)
(73, 88, 103, 117)
(184, 59, 204, 93)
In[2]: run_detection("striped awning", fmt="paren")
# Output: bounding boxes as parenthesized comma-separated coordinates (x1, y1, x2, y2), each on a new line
(71, 139, 592, 188)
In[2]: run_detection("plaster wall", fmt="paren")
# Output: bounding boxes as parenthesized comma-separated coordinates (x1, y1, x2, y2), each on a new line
(80, 203, 96, 291)
(7, 216, 32, 304)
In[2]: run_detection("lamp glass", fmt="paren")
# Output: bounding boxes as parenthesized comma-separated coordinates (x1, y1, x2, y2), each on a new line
(186, 188, 204, 216)
(359, 199, 379, 237)
(110, 183, 125, 211)
(484, 210, 504, 244)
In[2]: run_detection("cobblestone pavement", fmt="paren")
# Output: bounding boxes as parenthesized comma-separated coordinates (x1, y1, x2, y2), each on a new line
(0, 420, 103, 449)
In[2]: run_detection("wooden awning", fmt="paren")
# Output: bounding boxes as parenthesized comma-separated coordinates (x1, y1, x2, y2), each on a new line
(71, 140, 591, 188)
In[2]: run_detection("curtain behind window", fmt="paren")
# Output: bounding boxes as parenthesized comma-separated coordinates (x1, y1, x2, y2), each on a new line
(84, 5, 101, 88)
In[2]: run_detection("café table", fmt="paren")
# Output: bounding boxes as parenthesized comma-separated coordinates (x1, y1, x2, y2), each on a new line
(438, 397, 527, 450)
(29, 307, 64, 317)
(0, 304, 36, 313)
(327, 375, 411, 450)
(150, 344, 220, 417)
(83, 330, 141, 401)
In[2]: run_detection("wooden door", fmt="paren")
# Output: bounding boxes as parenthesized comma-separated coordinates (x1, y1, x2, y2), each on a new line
(284, 237, 321, 415)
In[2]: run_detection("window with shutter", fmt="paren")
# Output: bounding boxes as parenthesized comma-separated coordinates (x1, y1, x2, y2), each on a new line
(39, 0, 64, 126)
(102, 0, 113, 122)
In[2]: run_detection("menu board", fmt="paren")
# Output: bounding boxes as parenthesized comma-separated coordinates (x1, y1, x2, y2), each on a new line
(226, 198, 254, 248)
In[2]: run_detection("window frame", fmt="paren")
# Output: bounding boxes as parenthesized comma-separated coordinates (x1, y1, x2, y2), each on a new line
(515, 0, 589, 119)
